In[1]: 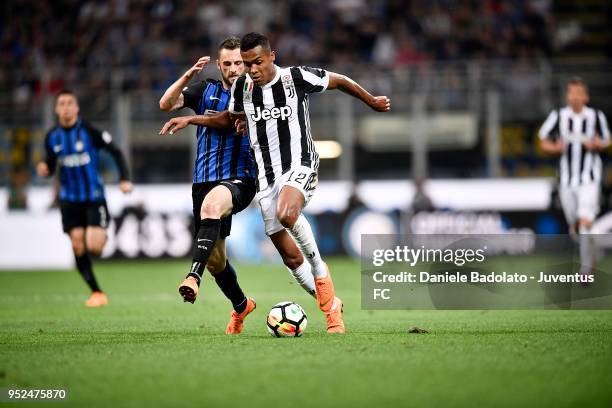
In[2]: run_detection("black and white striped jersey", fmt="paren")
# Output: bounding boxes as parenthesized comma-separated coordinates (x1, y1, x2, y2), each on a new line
(539, 106, 610, 187)
(229, 65, 329, 191)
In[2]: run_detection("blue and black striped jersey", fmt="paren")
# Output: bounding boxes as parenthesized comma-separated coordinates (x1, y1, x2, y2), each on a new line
(44, 119, 129, 202)
(182, 79, 255, 183)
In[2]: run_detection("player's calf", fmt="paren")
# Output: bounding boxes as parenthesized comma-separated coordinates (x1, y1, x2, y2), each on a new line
(69, 228, 86, 256)
(272, 232, 304, 270)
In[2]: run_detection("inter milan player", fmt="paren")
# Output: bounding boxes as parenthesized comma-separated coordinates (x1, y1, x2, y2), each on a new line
(539, 77, 610, 275)
(161, 32, 391, 333)
(36, 90, 132, 307)
(159, 37, 258, 334)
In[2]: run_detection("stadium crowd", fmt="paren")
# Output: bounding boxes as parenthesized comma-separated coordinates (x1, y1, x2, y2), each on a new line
(1, 0, 552, 99)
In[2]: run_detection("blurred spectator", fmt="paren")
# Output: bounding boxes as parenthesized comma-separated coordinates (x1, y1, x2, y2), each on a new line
(0, 0, 554, 105)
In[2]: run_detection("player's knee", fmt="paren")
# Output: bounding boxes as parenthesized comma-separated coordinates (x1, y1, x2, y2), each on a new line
(278, 210, 298, 229)
(72, 241, 85, 256)
(87, 245, 104, 257)
(85, 233, 106, 257)
(201, 200, 224, 219)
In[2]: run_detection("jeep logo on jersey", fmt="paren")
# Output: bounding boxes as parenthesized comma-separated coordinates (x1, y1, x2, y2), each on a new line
(251, 106, 292, 122)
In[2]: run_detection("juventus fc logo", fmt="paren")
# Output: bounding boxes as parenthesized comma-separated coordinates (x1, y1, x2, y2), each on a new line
(282, 74, 295, 98)
(285, 84, 295, 98)
(251, 106, 292, 122)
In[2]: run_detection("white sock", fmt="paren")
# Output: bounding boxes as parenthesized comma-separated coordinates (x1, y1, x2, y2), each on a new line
(288, 214, 327, 278)
(578, 224, 594, 274)
(288, 261, 316, 298)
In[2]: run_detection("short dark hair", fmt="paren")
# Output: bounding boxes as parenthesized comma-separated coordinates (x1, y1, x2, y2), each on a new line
(568, 76, 588, 91)
(218, 36, 241, 52)
(240, 32, 271, 52)
(55, 89, 77, 101)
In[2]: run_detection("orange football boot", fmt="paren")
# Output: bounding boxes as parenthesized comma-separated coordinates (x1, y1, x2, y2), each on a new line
(325, 297, 345, 334)
(226, 298, 256, 334)
(85, 291, 108, 307)
(314, 264, 335, 312)
(315, 264, 345, 333)
(179, 276, 199, 304)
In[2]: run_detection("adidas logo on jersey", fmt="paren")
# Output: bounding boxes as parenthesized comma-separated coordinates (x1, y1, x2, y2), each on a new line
(251, 106, 292, 122)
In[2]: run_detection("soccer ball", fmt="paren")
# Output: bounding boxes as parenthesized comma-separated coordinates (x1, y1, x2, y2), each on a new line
(266, 301, 308, 337)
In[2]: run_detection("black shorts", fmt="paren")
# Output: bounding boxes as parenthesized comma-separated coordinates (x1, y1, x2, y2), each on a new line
(60, 200, 110, 233)
(192, 177, 256, 238)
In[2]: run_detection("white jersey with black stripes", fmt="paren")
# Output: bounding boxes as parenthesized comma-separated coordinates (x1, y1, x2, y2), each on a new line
(229, 65, 328, 191)
(539, 106, 610, 187)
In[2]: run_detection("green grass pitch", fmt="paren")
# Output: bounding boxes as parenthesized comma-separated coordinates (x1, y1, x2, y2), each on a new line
(1, 257, 611, 407)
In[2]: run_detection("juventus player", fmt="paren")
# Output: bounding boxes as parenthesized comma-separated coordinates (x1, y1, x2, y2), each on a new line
(161, 32, 391, 333)
(539, 77, 610, 274)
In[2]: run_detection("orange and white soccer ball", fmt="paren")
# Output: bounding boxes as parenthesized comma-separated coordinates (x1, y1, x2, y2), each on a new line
(266, 301, 308, 337)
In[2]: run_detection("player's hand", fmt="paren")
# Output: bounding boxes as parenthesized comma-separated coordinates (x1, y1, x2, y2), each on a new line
(235, 119, 248, 135)
(36, 162, 49, 177)
(369, 96, 391, 112)
(184, 56, 210, 80)
(119, 181, 133, 194)
(159, 116, 192, 135)
(554, 140, 565, 153)
(583, 138, 608, 152)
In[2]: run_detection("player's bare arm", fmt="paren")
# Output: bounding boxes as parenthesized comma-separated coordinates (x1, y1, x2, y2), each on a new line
(37, 132, 58, 178)
(327, 73, 390, 112)
(540, 138, 565, 154)
(159, 56, 211, 112)
(159, 111, 245, 135)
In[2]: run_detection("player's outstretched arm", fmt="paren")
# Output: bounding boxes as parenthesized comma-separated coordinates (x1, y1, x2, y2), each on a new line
(159, 111, 243, 136)
(327, 73, 390, 112)
(159, 56, 210, 112)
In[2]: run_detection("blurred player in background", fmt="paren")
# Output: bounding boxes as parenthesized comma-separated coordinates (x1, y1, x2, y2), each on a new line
(538, 77, 610, 275)
(36, 90, 133, 307)
(159, 37, 258, 334)
(161, 32, 391, 333)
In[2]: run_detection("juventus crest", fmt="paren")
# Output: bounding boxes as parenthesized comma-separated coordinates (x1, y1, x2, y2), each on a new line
(282, 74, 295, 98)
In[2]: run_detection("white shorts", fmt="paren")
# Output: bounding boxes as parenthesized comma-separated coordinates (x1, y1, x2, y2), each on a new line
(559, 183, 600, 225)
(256, 165, 318, 236)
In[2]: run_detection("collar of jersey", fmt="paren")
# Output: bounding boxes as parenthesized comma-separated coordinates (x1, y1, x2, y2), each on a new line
(253, 65, 281, 89)
(565, 105, 589, 117)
